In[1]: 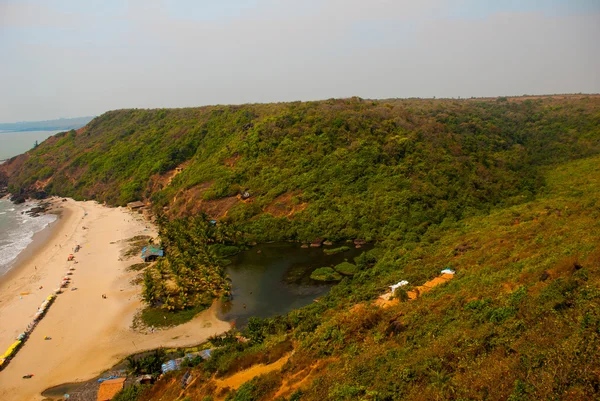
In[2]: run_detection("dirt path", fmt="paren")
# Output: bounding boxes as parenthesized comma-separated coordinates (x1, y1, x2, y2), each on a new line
(375, 273, 454, 308)
(272, 361, 322, 399)
(214, 353, 292, 392)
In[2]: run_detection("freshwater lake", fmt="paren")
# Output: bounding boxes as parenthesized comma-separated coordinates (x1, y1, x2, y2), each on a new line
(219, 242, 371, 326)
(0, 130, 61, 160)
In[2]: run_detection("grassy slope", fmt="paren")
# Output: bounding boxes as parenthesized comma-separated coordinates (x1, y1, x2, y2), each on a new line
(4, 96, 600, 244)
(140, 155, 600, 401)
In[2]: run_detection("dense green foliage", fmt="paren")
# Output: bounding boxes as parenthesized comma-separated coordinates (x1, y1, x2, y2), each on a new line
(333, 261, 357, 276)
(141, 215, 240, 314)
(310, 267, 343, 282)
(5, 96, 600, 245)
(126, 349, 166, 376)
(140, 154, 600, 401)
(112, 384, 149, 401)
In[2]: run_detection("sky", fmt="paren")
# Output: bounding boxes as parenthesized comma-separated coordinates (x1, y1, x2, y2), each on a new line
(0, 0, 599, 122)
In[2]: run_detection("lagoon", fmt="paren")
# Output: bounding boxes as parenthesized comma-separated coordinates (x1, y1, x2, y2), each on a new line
(219, 242, 371, 326)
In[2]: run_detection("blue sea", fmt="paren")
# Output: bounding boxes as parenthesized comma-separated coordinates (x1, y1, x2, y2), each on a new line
(0, 130, 60, 160)
(0, 199, 57, 276)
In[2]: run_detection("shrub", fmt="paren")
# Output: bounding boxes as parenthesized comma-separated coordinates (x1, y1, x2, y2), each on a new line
(112, 384, 148, 401)
(334, 262, 358, 276)
(323, 246, 350, 255)
(310, 267, 343, 281)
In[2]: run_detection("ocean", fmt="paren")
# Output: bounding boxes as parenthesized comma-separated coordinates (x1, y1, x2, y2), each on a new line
(0, 130, 61, 160)
(0, 199, 57, 276)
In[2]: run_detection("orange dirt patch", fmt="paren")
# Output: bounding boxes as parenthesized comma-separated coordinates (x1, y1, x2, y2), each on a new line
(408, 273, 454, 300)
(264, 192, 308, 218)
(374, 292, 399, 308)
(0, 153, 29, 177)
(203, 196, 239, 219)
(32, 177, 53, 191)
(147, 161, 191, 194)
(375, 273, 455, 308)
(214, 353, 292, 392)
(273, 361, 322, 399)
(223, 154, 241, 167)
(350, 302, 367, 313)
(170, 181, 240, 219)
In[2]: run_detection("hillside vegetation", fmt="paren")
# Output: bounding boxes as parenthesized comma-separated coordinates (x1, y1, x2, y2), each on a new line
(137, 154, 600, 401)
(4, 96, 600, 245)
(2, 95, 600, 399)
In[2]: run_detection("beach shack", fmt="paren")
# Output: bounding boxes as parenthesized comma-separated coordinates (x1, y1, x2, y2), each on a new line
(141, 245, 164, 262)
(127, 201, 145, 211)
(97, 377, 125, 401)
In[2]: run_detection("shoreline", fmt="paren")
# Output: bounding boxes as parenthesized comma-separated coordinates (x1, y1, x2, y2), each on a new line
(0, 206, 64, 290)
(0, 198, 231, 401)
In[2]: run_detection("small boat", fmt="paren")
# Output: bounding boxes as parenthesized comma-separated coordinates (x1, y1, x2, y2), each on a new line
(22, 374, 34, 379)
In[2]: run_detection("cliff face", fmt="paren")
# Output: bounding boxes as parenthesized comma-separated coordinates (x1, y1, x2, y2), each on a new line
(3, 95, 600, 241)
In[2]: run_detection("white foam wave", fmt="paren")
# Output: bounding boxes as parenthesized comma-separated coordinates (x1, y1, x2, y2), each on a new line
(0, 207, 57, 273)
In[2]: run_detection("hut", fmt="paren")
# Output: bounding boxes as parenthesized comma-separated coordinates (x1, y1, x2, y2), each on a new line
(127, 201, 145, 211)
(141, 245, 164, 262)
(97, 377, 125, 401)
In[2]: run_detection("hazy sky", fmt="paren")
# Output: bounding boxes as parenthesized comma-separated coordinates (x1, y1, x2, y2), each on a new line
(1, 0, 599, 122)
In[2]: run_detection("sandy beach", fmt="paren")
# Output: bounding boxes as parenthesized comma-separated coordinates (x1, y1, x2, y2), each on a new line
(0, 198, 231, 401)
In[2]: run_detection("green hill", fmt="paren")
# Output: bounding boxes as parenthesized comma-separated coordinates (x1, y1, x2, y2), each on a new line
(4, 96, 600, 245)
(2, 95, 600, 400)
(137, 154, 600, 401)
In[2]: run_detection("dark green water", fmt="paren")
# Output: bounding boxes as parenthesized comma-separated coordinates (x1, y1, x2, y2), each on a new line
(219, 242, 371, 326)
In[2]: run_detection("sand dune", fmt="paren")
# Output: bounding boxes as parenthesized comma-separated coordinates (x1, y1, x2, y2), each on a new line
(0, 199, 231, 401)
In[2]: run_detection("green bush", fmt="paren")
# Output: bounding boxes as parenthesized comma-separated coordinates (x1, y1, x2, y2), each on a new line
(310, 267, 343, 281)
(333, 262, 358, 276)
(323, 246, 350, 255)
(112, 384, 148, 401)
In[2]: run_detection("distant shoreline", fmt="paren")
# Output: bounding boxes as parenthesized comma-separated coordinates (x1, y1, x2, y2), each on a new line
(0, 129, 65, 134)
(0, 116, 94, 134)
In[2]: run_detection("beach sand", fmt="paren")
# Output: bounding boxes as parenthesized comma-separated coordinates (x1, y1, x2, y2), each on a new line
(0, 199, 231, 401)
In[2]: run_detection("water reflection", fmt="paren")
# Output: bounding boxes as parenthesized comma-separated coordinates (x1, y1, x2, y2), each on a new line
(219, 242, 371, 326)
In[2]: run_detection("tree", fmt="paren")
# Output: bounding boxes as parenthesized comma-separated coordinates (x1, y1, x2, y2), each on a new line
(142, 270, 158, 306)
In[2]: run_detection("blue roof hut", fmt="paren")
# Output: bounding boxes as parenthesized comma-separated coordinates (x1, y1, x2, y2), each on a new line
(141, 245, 164, 262)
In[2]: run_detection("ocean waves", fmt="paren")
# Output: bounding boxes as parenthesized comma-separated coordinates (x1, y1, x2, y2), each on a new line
(0, 200, 57, 276)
